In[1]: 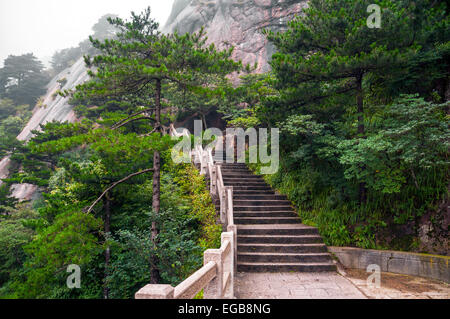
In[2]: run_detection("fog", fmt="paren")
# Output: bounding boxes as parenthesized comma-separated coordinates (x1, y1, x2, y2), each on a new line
(0, 0, 175, 68)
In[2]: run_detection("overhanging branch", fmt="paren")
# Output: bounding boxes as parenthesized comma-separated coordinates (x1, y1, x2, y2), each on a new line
(85, 168, 154, 214)
(111, 108, 155, 130)
(112, 116, 155, 130)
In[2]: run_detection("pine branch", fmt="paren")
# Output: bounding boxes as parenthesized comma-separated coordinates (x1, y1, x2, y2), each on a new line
(111, 108, 155, 129)
(85, 168, 154, 214)
(112, 116, 155, 130)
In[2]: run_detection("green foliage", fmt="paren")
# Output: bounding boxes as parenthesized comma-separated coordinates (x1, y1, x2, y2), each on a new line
(2, 1, 448, 300)
(166, 160, 222, 250)
(339, 95, 449, 194)
(0, 54, 49, 106)
(1, 119, 221, 300)
(10, 208, 103, 299)
(152, 208, 203, 285)
(243, 0, 450, 251)
(74, 8, 241, 125)
(0, 208, 38, 290)
(0, 99, 32, 158)
(219, 73, 277, 128)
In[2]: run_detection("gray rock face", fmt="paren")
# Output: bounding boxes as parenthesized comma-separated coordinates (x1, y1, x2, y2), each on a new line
(17, 57, 88, 141)
(163, 0, 308, 73)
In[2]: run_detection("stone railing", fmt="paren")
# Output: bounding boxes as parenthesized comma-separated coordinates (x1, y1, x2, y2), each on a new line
(135, 125, 236, 299)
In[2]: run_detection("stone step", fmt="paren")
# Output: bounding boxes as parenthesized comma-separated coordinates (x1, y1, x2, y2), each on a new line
(232, 190, 276, 195)
(232, 186, 274, 191)
(222, 175, 263, 180)
(234, 217, 302, 225)
(222, 171, 265, 179)
(221, 168, 252, 172)
(222, 174, 261, 177)
(234, 211, 298, 218)
(221, 170, 258, 174)
(221, 168, 253, 172)
(234, 195, 287, 200)
(237, 243, 328, 253)
(224, 181, 268, 187)
(237, 262, 337, 273)
(206, 154, 336, 274)
(234, 205, 293, 211)
(237, 235, 323, 244)
(237, 225, 319, 236)
(233, 200, 292, 206)
(238, 252, 332, 263)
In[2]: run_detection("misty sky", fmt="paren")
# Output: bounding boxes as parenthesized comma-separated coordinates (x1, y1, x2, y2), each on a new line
(0, 0, 175, 67)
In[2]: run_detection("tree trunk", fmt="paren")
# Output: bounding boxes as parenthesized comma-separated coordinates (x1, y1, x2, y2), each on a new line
(202, 112, 208, 130)
(103, 193, 111, 299)
(150, 79, 162, 284)
(356, 74, 367, 205)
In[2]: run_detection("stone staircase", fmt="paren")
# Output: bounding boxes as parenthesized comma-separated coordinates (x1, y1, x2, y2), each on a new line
(211, 149, 336, 273)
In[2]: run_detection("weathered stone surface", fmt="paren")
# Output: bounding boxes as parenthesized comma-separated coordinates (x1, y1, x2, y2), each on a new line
(163, 0, 308, 74)
(135, 284, 174, 299)
(235, 272, 367, 299)
(329, 246, 450, 284)
(174, 261, 217, 298)
(17, 57, 87, 142)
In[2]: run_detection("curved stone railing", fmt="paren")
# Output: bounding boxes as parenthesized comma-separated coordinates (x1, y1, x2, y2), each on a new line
(135, 125, 236, 299)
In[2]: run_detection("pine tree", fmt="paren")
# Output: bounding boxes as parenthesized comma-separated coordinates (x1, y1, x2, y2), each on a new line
(73, 7, 241, 287)
(0, 54, 49, 106)
(265, 0, 448, 204)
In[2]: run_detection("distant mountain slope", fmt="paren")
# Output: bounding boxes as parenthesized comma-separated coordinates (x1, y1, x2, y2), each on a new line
(17, 57, 88, 141)
(163, 0, 307, 73)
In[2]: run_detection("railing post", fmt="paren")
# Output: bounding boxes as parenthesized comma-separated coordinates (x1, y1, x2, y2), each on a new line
(220, 190, 226, 224)
(135, 285, 174, 299)
(227, 224, 237, 276)
(224, 186, 233, 228)
(225, 186, 236, 277)
(217, 164, 225, 224)
(203, 250, 223, 299)
(210, 165, 217, 196)
(201, 151, 208, 175)
(222, 232, 235, 298)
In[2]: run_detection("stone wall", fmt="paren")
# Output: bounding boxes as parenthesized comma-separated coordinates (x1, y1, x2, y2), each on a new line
(329, 246, 450, 284)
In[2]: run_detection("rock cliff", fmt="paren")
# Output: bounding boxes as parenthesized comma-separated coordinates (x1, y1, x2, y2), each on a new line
(163, 0, 307, 73)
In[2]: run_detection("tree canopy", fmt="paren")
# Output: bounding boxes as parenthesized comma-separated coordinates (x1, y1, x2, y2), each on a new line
(0, 54, 49, 106)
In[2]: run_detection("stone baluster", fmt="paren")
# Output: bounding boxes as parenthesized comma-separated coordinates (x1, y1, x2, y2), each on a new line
(210, 165, 217, 196)
(203, 249, 223, 299)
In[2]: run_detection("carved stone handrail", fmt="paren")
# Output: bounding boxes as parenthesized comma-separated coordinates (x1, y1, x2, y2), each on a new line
(135, 125, 236, 299)
(136, 232, 235, 299)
